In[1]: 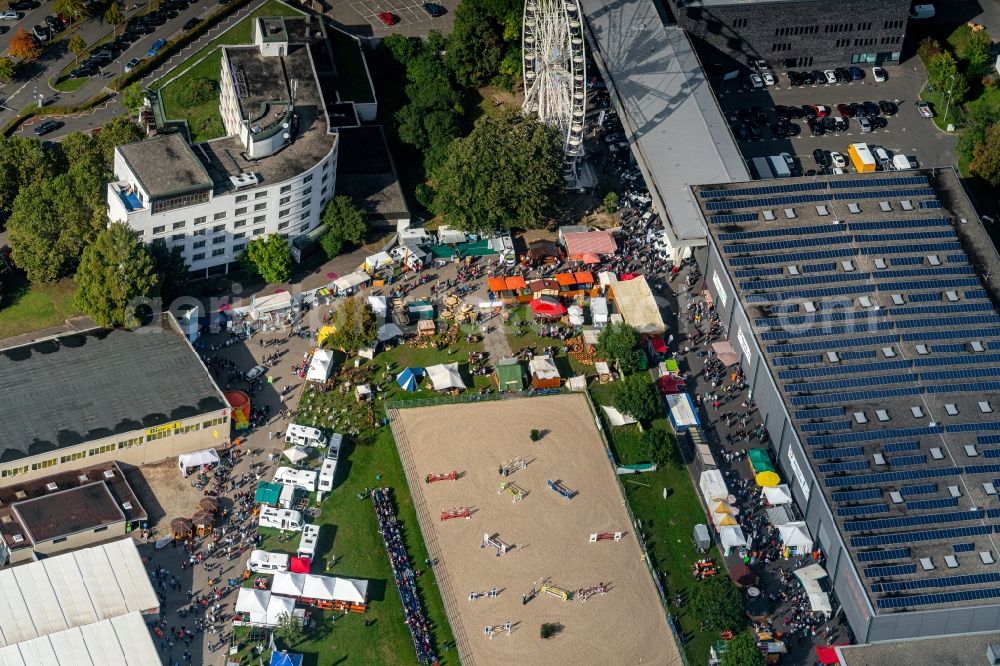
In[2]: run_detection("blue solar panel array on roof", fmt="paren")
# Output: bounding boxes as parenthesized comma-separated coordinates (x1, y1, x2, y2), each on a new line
(883, 442, 920, 453)
(743, 273, 873, 293)
(900, 484, 938, 496)
(906, 497, 958, 511)
(843, 509, 983, 533)
(779, 360, 911, 381)
(833, 188, 936, 200)
(851, 524, 991, 547)
(894, 303, 993, 317)
(801, 420, 853, 432)
(919, 200, 943, 209)
(827, 468, 961, 489)
(954, 543, 975, 553)
(832, 489, 882, 502)
(811, 426, 940, 446)
(864, 563, 918, 578)
(877, 587, 1000, 609)
(767, 335, 899, 354)
(699, 181, 828, 198)
(838, 503, 891, 517)
(856, 547, 910, 562)
(828, 176, 929, 188)
(848, 217, 950, 231)
(725, 236, 850, 254)
(786, 374, 914, 394)
(705, 193, 832, 210)
(928, 381, 1000, 394)
(729, 248, 858, 266)
(789, 386, 925, 406)
(874, 572, 1000, 593)
(859, 243, 963, 255)
(710, 213, 759, 224)
(719, 225, 842, 242)
(812, 446, 865, 459)
(854, 230, 957, 243)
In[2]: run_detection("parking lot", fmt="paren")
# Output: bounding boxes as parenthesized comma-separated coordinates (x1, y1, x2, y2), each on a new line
(714, 58, 958, 176)
(328, 0, 456, 37)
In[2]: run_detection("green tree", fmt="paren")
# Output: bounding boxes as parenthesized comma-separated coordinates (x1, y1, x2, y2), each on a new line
(970, 123, 1000, 188)
(104, 1, 124, 29)
(148, 238, 190, 304)
(321, 195, 366, 246)
(75, 223, 158, 327)
(964, 31, 992, 76)
(324, 296, 376, 354)
(446, 0, 521, 87)
(917, 36, 941, 65)
(928, 51, 968, 106)
(319, 230, 343, 259)
(272, 612, 305, 648)
(0, 57, 15, 82)
(603, 191, 619, 213)
(94, 116, 144, 167)
(957, 100, 1000, 165)
(0, 135, 56, 214)
(122, 82, 145, 113)
(596, 322, 642, 374)
(641, 428, 678, 468)
(612, 373, 659, 423)
(721, 632, 764, 666)
(431, 109, 561, 234)
(691, 576, 745, 632)
(67, 33, 86, 61)
(240, 234, 292, 284)
(54, 0, 88, 18)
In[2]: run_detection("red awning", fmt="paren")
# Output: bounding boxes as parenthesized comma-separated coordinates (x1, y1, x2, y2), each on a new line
(815, 646, 843, 666)
(574, 271, 594, 284)
(564, 230, 616, 257)
(505, 276, 527, 290)
(290, 557, 311, 573)
(554, 273, 576, 286)
(620, 273, 639, 281)
(529, 296, 567, 317)
(650, 337, 667, 353)
(657, 375, 684, 395)
(487, 277, 507, 292)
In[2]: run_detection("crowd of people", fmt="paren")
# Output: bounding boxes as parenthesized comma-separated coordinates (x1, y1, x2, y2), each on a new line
(373, 487, 437, 665)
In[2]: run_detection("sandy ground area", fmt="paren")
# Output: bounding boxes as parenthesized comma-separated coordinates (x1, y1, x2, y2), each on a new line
(394, 394, 681, 666)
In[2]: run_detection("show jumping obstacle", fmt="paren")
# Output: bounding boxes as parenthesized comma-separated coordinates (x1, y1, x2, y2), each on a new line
(425, 471, 459, 484)
(589, 531, 624, 543)
(498, 481, 526, 503)
(481, 532, 511, 556)
(539, 578, 571, 601)
(547, 479, 576, 500)
(440, 507, 472, 521)
(577, 582, 609, 602)
(498, 456, 528, 477)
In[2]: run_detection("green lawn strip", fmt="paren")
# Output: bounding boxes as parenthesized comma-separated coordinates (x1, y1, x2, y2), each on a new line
(0, 275, 80, 340)
(589, 382, 723, 664)
(50, 75, 90, 93)
(329, 29, 373, 104)
(158, 50, 226, 142)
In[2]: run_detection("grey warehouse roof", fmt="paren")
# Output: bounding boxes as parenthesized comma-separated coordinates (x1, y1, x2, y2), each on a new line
(0, 314, 226, 460)
(699, 169, 1000, 614)
(116, 133, 213, 200)
(581, 0, 748, 244)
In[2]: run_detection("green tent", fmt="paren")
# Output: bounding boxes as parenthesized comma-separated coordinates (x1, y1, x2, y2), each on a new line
(495, 360, 525, 391)
(407, 300, 435, 322)
(748, 448, 781, 487)
(255, 480, 282, 507)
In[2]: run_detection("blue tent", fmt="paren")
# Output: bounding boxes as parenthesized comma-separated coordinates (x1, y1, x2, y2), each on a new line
(396, 367, 424, 392)
(270, 651, 303, 666)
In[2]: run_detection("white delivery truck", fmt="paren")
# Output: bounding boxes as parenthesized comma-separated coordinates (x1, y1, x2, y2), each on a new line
(258, 507, 304, 532)
(248, 550, 290, 573)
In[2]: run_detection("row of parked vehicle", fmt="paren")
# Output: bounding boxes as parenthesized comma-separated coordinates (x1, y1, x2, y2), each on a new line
(748, 66, 887, 90)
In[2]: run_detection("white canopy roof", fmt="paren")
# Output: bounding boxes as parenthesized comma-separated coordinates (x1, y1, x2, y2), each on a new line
(699, 469, 729, 503)
(367, 295, 387, 316)
(598, 271, 617, 288)
(794, 564, 831, 614)
(528, 354, 560, 380)
(719, 525, 747, 551)
(252, 291, 293, 316)
(609, 276, 666, 335)
(332, 271, 371, 292)
(178, 448, 219, 471)
(0, 539, 157, 648)
(763, 484, 793, 506)
(778, 522, 814, 551)
(333, 578, 368, 604)
(307, 349, 335, 383)
(272, 573, 368, 604)
(274, 467, 318, 492)
(364, 251, 394, 271)
(566, 375, 588, 391)
(234, 588, 294, 626)
(426, 362, 466, 390)
(271, 572, 307, 598)
(601, 405, 637, 426)
(765, 505, 796, 527)
(0, 612, 159, 666)
(437, 225, 466, 245)
(282, 446, 310, 464)
(377, 323, 404, 342)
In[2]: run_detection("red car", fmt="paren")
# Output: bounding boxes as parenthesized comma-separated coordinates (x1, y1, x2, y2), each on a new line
(377, 11, 397, 26)
(813, 105, 830, 118)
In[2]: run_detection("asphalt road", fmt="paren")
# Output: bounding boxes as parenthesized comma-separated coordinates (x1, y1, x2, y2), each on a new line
(714, 55, 958, 175)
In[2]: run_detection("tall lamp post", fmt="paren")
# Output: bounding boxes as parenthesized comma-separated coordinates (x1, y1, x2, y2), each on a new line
(943, 73, 956, 125)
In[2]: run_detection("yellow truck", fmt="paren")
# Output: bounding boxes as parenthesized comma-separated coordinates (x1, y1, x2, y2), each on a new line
(848, 143, 876, 173)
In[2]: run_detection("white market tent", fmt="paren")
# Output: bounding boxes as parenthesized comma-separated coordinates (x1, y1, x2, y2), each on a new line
(368, 295, 388, 318)
(332, 271, 371, 294)
(763, 485, 794, 506)
(0, 612, 159, 666)
(274, 467, 317, 492)
(0, 539, 158, 648)
(601, 405, 637, 426)
(364, 251, 394, 272)
(307, 349, 335, 383)
(437, 225, 467, 245)
(272, 573, 368, 604)
(719, 525, 748, 554)
(699, 469, 729, 503)
(665, 393, 700, 432)
(376, 323, 405, 342)
(234, 588, 296, 627)
(794, 564, 832, 614)
(426, 363, 466, 391)
(251, 291, 293, 318)
(528, 355, 560, 381)
(609, 276, 666, 335)
(282, 446, 310, 464)
(271, 573, 307, 598)
(765, 505, 796, 527)
(333, 578, 368, 604)
(178, 448, 220, 476)
(778, 522, 814, 552)
(565, 375, 588, 391)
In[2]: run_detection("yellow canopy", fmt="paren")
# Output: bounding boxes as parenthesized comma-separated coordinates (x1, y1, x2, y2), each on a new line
(318, 325, 336, 345)
(755, 470, 782, 487)
(718, 514, 738, 527)
(713, 501, 733, 514)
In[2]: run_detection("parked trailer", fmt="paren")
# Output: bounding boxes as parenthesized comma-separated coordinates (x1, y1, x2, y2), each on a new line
(848, 143, 876, 173)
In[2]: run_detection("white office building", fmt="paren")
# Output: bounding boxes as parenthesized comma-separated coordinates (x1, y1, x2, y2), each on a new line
(107, 16, 352, 273)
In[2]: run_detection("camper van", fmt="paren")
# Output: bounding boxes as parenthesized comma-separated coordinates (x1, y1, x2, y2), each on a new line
(285, 424, 327, 448)
(248, 550, 290, 573)
(298, 523, 320, 559)
(274, 466, 318, 492)
(258, 506, 304, 532)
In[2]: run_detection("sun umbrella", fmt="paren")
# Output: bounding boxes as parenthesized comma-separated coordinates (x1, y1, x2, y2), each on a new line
(218, 303, 232, 311)
(283, 446, 310, 464)
(396, 367, 424, 392)
(529, 296, 567, 318)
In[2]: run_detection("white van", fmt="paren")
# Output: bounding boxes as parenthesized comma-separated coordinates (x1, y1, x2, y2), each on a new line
(318, 458, 337, 493)
(298, 523, 320, 559)
(285, 424, 327, 448)
(248, 550, 290, 573)
(873, 147, 890, 165)
(258, 506, 304, 532)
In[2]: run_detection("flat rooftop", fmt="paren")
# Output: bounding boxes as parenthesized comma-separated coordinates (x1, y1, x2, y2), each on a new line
(0, 314, 226, 459)
(117, 133, 213, 199)
(700, 169, 1000, 614)
(223, 45, 291, 123)
(335, 125, 408, 220)
(14, 483, 124, 544)
(581, 0, 748, 244)
(839, 630, 1000, 666)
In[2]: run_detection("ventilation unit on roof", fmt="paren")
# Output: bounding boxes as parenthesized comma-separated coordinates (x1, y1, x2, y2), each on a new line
(122, 502, 132, 510)
(45, 482, 58, 492)
(78, 474, 89, 483)
(103, 470, 115, 480)
(12, 534, 23, 543)
(229, 172, 260, 189)
(988, 643, 1000, 666)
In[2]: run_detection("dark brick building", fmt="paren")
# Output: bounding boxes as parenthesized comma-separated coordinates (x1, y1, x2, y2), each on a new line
(664, 0, 912, 70)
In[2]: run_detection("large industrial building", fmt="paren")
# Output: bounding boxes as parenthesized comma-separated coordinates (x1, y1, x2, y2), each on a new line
(663, 0, 912, 70)
(698, 168, 1000, 642)
(0, 313, 228, 485)
(107, 15, 376, 274)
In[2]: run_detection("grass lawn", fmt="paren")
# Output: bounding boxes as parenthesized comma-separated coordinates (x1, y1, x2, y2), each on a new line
(504, 305, 591, 377)
(589, 380, 724, 665)
(50, 75, 90, 93)
(329, 29, 373, 104)
(0, 274, 81, 341)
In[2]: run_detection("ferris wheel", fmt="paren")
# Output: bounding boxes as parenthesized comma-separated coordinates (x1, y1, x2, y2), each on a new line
(522, 0, 587, 186)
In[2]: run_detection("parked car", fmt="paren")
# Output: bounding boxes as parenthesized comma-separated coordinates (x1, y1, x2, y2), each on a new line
(824, 70, 837, 84)
(0, 11, 20, 20)
(800, 71, 815, 85)
(814, 105, 831, 118)
(147, 37, 166, 58)
(10, 0, 38, 10)
(857, 116, 872, 133)
(800, 104, 816, 120)
(915, 100, 933, 118)
(786, 71, 802, 86)
(848, 66, 865, 80)
(836, 103, 853, 118)
(811, 70, 826, 84)
(183, 17, 201, 30)
(91, 48, 112, 63)
(422, 2, 444, 16)
(70, 64, 97, 77)
(863, 101, 880, 117)
(809, 120, 824, 136)
(125, 57, 141, 72)
(879, 100, 898, 116)
(377, 11, 397, 26)
(830, 152, 847, 168)
(872, 67, 887, 82)
(762, 71, 776, 86)
(835, 68, 852, 83)
(749, 73, 763, 89)
(244, 365, 267, 382)
(813, 148, 830, 168)
(44, 15, 60, 31)
(33, 119, 63, 136)
(834, 118, 848, 132)
(143, 12, 166, 25)
(32, 24, 50, 40)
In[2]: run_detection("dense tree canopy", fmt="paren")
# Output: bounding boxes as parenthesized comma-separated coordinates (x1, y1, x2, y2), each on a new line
(431, 109, 561, 234)
(0, 135, 57, 214)
(75, 223, 158, 327)
(971, 123, 1000, 188)
(0, 56, 17, 82)
(148, 239, 190, 305)
(720, 632, 764, 666)
(324, 296, 376, 354)
(928, 51, 968, 108)
(691, 576, 745, 632)
(446, 0, 521, 87)
(597, 322, 643, 374)
(241, 234, 292, 285)
(612, 373, 660, 423)
(8, 28, 38, 61)
(322, 195, 367, 247)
